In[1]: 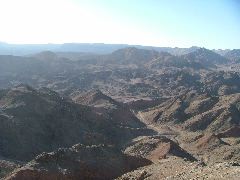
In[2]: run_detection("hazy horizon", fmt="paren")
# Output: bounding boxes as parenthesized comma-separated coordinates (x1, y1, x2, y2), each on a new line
(0, 0, 239, 49)
(0, 41, 234, 50)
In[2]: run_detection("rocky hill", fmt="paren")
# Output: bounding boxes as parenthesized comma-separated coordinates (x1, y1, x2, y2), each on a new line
(72, 89, 148, 128)
(225, 49, 240, 62)
(181, 48, 229, 68)
(5, 144, 151, 180)
(0, 85, 153, 161)
(138, 92, 240, 133)
(107, 47, 159, 65)
(124, 135, 196, 162)
(146, 52, 204, 69)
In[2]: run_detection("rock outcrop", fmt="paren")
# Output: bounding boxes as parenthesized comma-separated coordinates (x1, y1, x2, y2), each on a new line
(5, 144, 152, 180)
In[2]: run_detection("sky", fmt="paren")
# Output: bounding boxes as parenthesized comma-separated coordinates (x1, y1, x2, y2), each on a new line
(0, 0, 239, 49)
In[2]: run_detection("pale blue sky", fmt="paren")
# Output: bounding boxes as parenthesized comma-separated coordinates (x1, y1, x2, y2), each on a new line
(0, 0, 239, 49)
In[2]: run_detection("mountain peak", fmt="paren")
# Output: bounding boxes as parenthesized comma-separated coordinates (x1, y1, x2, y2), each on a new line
(72, 89, 118, 107)
(194, 47, 213, 54)
(224, 49, 240, 62)
(33, 51, 57, 60)
(182, 47, 228, 65)
(110, 47, 159, 64)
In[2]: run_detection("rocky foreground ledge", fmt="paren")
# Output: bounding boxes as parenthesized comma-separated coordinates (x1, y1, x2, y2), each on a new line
(4, 144, 151, 180)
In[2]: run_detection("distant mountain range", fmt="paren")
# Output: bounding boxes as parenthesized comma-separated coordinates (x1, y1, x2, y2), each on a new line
(0, 42, 234, 56)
